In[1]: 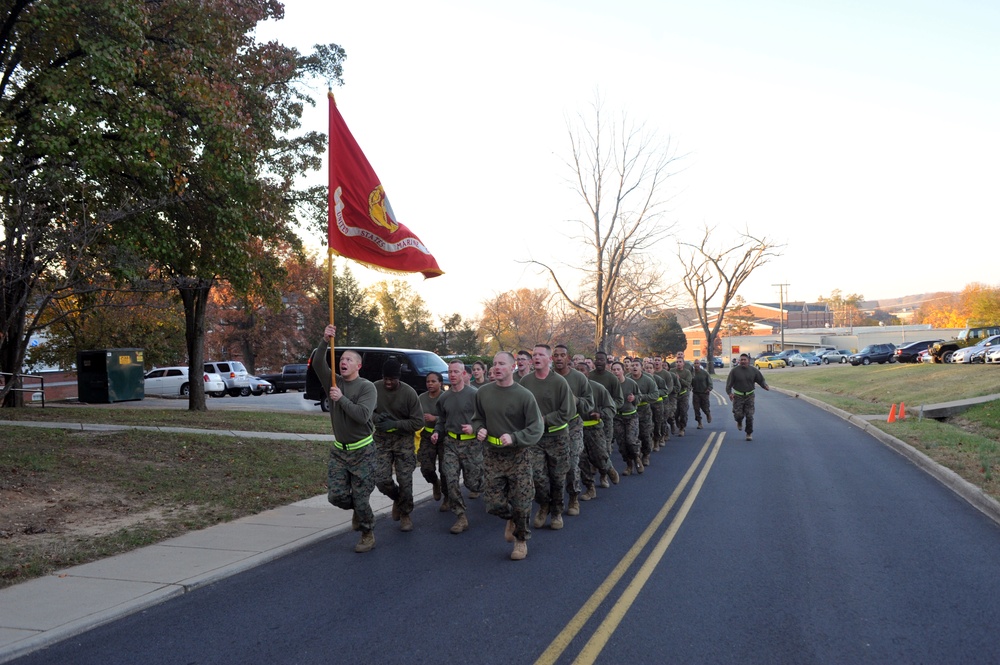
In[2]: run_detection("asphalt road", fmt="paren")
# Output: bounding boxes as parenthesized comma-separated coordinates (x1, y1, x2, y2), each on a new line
(17, 386, 1000, 664)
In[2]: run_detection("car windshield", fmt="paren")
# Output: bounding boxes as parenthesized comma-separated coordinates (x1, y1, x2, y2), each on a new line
(408, 352, 449, 374)
(230, 361, 247, 372)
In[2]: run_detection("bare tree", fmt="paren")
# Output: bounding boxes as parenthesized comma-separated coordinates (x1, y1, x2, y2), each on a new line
(678, 226, 783, 373)
(529, 97, 683, 353)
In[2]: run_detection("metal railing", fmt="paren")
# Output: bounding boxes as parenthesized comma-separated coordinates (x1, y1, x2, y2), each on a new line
(0, 372, 45, 407)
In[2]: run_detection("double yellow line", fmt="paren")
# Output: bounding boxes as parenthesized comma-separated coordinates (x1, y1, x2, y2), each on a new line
(535, 431, 725, 665)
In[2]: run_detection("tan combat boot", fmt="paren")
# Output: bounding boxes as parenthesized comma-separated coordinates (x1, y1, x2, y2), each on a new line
(510, 539, 527, 561)
(504, 519, 516, 543)
(622, 461, 633, 476)
(599, 473, 610, 488)
(550, 513, 564, 530)
(608, 467, 620, 485)
(533, 504, 549, 529)
(400, 514, 413, 532)
(636, 458, 645, 474)
(391, 499, 401, 521)
(354, 531, 375, 553)
(450, 514, 469, 534)
(580, 486, 597, 501)
(642, 454, 650, 467)
(439, 498, 451, 512)
(567, 495, 580, 516)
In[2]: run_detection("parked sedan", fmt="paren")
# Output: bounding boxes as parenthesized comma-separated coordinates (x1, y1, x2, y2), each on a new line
(894, 339, 944, 363)
(242, 376, 274, 396)
(819, 350, 850, 364)
(786, 352, 820, 367)
(754, 356, 786, 369)
(144, 367, 226, 397)
(985, 346, 1000, 364)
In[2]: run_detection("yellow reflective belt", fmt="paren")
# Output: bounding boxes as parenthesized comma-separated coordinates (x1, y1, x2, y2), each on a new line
(487, 435, 503, 446)
(619, 409, 637, 416)
(656, 396, 663, 402)
(638, 401, 649, 407)
(733, 389, 754, 396)
(547, 422, 568, 433)
(448, 431, 477, 441)
(582, 419, 601, 427)
(678, 390, 688, 395)
(333, 434, 374, 451)
(423, 426, 434, 433)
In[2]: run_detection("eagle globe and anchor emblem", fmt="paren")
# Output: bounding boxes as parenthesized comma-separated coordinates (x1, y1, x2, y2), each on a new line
(367, 185, 398, 233)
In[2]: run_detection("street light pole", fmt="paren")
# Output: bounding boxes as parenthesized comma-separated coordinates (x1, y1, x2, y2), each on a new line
(773, 283, 789, 350)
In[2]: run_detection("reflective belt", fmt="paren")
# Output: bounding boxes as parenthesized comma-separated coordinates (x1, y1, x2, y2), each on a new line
(678, 390, 688, 395)
(571, 413, 581, 421)
(385, 428, 397, 433)
(332, 434, 374, 451)
(638, 401, 649, 407)
(448, 431, 477, 441)
(656, 396, 663, 402)
(487, 435, 504, 446)
(547, 423, 568, 434)
(619, 409, 637, 416)
(733, 389, 754, 396)
(423, 426, 435, 434)
(582, 419, 602, 427)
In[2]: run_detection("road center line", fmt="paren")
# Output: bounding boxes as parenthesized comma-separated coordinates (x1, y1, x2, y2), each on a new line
(573, 434, 724, 664)
(534, 432, 721, 665)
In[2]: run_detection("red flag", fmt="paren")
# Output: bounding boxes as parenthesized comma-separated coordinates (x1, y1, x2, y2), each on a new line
(327, 93, 443, 278)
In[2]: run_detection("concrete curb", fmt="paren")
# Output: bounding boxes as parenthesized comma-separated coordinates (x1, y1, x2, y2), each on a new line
(772, 387, 1000, 528)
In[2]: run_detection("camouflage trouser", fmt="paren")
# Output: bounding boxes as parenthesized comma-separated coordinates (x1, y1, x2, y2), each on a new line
(327, 441, 377, 533)
(416, 427, 443, 486)
(483, 447, 534, 542)
(442, 434, 484, 516)
(667, 395, 678, 431)
(637, 404, 654, 456)
(374, 431, 417, 516)
(693, 391, 712, 424)
(652, 399, 665, 444)
(603, 418, 615, 460)
(614, 413, 639, 463)
(531, 430, 570, 516)
(675, 391, 690, 432)
(732, 393, 757, 434)
(564, 417, 584, 496)
(579, 421, 611, 489)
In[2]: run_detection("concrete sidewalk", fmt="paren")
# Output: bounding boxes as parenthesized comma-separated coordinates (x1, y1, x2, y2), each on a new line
(0, 422, 434, 664)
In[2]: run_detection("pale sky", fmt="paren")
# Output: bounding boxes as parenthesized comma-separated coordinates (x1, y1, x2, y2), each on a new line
(258, 0, 999, 321)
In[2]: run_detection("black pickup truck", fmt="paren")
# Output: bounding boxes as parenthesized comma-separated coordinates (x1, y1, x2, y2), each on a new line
(258, 364, 308, 393)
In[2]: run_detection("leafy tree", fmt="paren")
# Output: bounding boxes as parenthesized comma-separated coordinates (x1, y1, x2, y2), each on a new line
(637, 312, 687, 357)
(722, 295, 756, 336)
(325, 262, 382, 348)
(529, 95, 682, 353)
(961, 283, 1000, 325)
(372, 280, 433, 349)
(479, 288, 557, 354)
(436, 313, 481, 356)
(678, 225, 782, 373)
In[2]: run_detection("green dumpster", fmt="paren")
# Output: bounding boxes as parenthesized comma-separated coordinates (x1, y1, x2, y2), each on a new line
(77, 349, 145, 403)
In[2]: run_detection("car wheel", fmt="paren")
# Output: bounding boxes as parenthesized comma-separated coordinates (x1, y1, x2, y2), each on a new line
(240, 387, 251, 397)
(942, 351, 954, 363)
(767, 363, 773, 369)
(228, 388, 242, 397)
(862, 358, 871, 365)
(180, 383, 190, 397)
(212, 391, 226, 398)
(320, 396, 330, 412)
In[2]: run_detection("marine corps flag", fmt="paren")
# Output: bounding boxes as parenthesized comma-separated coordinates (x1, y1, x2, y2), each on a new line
(327, 92, 443, 279)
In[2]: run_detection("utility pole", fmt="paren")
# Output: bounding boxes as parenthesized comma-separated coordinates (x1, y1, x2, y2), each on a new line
(773, 283, 789, 350)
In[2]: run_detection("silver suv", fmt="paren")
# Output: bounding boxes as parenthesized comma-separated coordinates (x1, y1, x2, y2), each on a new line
(203, 360, 251, 397)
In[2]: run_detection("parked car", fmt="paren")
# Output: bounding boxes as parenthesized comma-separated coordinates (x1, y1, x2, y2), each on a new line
(819, 350, 849, 364)
(754, 356, 786, 369)
(985, 346, 1000, 364)
(849, 343, 897, 365)
(919, 349, 934, 363)
(243, 376, 273, 396)
(203, 360, 251, 397)
(930, 325, 1000, 363)
(144, 366, 225, 397)
(950, 335, 1000, 364)
(893, 340, 944, 363)
(787, 352, 821, 367)
(305, 346, 450, 411)
(773, 349, 801, 363)
(713, 356, 724, 368)
(257, 364, 307, 393)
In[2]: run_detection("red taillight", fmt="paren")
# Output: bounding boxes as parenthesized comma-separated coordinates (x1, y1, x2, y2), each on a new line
(230, 372, 236, 378)
(203, 373, 210, 382)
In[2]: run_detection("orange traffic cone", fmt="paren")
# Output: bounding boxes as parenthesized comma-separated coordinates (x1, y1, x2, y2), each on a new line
(887, 404, 897, 423)
(898, 402, 906, 420)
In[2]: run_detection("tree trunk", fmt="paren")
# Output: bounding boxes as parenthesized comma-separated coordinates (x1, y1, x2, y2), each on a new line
(178, 279, 213, 412)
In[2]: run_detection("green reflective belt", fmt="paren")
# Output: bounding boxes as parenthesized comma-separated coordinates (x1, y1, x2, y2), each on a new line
(619, 409, 637, 416)
(733, 389, 754, 396)
(678, 390, 688, 395)
(656, 396, 663, 402)
(582, 419, 602, 427)
(547, 422, 568, 433)
(333, 434, 374, 451)
(572, 413, 581, 421)
(385, 428, 397, 433)
(487, 435, 503, 446)
(638, 401, 649, 407)
(448, 431, 476, 441)
(423, 426, 435, 433)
